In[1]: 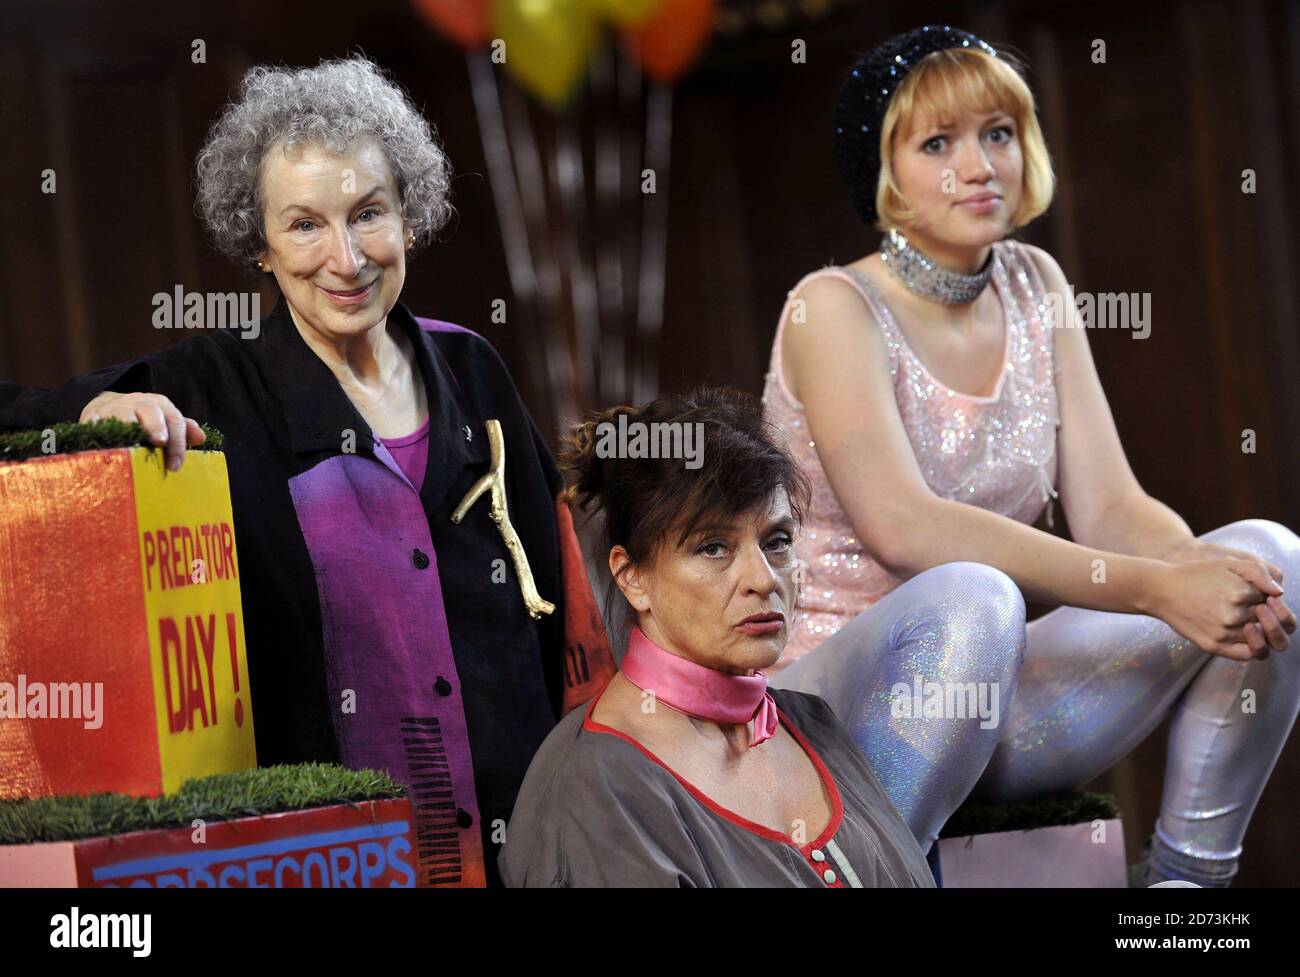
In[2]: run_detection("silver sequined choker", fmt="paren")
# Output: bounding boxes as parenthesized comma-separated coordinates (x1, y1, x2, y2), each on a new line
(879, 228, 994, 305)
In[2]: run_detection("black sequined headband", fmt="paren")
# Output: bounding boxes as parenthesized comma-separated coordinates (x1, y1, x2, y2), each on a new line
(833, 25, 1000, 227)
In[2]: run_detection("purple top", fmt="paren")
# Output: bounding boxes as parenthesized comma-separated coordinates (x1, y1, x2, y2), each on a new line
(380, 417, 431, 491)
(287, 323, 488, 886)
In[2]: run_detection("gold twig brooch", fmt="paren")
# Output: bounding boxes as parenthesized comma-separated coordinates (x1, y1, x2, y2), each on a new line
(450, 419, 556, 620)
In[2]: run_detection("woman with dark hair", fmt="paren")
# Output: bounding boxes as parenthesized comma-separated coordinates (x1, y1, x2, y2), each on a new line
(763, 25, 1299, 886)
(498, 388, 934, 888)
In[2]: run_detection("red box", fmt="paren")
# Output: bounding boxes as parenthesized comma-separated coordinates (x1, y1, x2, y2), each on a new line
(0, 796, 418, 888)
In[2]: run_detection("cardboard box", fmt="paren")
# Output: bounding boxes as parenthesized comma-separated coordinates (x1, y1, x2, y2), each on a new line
(937, 817, 1127, 887)
(0, 796, 417, 888)
(0, 446, 256, 799)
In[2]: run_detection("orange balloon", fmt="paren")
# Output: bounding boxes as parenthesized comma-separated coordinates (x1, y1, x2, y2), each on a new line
(410, 0, 492, 50)
(621, 0, 715, 85)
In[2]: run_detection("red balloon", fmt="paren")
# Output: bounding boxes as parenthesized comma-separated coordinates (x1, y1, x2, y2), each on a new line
(621, 0, 716, 85)
(410, 0, 491, 50)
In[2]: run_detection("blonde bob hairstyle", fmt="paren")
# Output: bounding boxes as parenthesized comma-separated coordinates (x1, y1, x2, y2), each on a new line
(875, 47, 1055, 232)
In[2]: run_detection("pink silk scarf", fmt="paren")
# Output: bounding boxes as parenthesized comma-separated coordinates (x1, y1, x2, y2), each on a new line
(620, 626, 779, 748)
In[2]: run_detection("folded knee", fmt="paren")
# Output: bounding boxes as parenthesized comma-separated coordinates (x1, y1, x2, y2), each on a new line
(891, 562, 1026, 678)
(925, 561, 1027, 629)
(1207, 519, 1300, 577)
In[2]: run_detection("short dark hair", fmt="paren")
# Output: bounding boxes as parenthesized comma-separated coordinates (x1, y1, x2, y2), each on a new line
(561, 386, 811, 614)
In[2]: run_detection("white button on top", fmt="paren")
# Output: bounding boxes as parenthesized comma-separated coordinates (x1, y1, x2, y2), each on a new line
(810, 849, 825, 862)
(822, 868, 837, 884)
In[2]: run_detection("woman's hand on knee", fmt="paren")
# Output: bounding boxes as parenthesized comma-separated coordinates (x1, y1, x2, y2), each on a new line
(1227, 558, 1294, 657)
(81, 391, 206, 472)
(1164, 539, 1284, 585)
(1154, 557, 1289, 661)
(1185, 544, 1295, 657)
(1246, 595, 1297, 659)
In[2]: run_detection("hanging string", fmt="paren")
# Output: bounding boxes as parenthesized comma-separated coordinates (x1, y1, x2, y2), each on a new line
(498, 68, 579, 437)
(466, 51, 549, 405)
(590, 43, 626, 406)
(634, 83, 673, 403)
(554, 111, 599, 419)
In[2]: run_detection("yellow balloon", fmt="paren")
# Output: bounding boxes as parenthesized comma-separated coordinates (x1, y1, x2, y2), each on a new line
(584, 0, 662, 26)
(493, 0, 600, 108)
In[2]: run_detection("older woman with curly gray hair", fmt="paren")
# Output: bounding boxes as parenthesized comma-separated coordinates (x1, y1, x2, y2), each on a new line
(0, 56, 615, 889)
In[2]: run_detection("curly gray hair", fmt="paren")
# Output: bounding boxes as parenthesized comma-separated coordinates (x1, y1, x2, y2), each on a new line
(195, 56, 453, 267)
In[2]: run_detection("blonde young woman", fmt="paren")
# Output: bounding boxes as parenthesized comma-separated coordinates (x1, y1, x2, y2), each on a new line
(762, 26, 1299, 886)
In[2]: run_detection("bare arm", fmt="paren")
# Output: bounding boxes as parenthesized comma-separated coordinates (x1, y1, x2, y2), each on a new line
(1025, 243, 1294, 654)
(1025, 243, 1198, 560)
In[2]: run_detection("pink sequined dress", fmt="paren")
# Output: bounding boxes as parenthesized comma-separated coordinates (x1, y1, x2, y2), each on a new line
(761, 239, 1061, 672)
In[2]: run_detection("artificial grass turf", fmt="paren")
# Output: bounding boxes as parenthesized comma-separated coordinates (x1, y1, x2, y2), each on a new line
(938, 790, 1119, 839)
(0, 764, 405, 845)
(0, 418, 224, 463)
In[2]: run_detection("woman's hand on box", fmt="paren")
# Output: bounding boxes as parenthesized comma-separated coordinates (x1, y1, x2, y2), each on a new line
(81, 391, 206, 471)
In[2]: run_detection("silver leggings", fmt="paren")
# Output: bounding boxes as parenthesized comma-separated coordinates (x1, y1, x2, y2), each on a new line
(770, 519, 1300, 865)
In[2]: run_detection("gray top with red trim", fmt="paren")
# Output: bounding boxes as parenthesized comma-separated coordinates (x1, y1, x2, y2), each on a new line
(499, 687, 936, 888)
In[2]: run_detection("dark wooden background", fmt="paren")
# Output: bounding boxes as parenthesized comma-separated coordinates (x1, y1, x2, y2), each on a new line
(0, 0, 1296, 884)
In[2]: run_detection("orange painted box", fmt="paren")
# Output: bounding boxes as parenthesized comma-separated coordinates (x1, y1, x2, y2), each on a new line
(0, 796, 417, 888)
(0, 446, 256, 799)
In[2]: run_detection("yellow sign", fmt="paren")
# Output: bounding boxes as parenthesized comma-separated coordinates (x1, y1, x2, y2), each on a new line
(131, 448, 256, 792)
